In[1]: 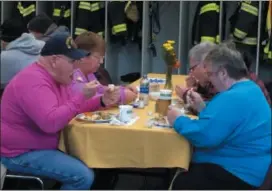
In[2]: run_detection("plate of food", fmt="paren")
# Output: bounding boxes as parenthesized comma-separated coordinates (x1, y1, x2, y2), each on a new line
(76, 112, 115, 123)
(152, 113, 171, 128)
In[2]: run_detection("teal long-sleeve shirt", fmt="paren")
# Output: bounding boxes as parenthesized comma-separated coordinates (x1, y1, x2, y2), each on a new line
(173, 80, 271, 187)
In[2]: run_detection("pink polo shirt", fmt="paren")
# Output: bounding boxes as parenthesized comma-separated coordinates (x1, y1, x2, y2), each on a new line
(1, 63, 102, 157)
(71, 68, 125, 104)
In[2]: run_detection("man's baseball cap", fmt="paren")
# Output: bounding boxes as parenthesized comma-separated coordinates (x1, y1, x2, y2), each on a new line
(41, 33, 88, 60)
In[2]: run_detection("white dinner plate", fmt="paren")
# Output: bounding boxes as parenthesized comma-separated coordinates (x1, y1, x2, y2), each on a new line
(75, 113, 114, 123)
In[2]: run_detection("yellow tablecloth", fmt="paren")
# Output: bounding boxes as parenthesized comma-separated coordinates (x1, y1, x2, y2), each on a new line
(59, 74, 193, 169)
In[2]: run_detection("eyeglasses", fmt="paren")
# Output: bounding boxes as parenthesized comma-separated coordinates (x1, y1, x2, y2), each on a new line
(189, 64, 198, 72)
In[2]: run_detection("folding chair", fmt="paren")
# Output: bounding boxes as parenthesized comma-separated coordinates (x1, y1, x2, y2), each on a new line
(259, 163, 272, 190)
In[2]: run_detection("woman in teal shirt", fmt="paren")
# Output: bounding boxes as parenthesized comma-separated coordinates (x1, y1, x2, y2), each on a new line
(168, 44, 271, 190)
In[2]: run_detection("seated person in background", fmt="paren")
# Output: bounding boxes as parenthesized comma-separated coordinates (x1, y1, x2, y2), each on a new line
(72, 31, 138, 105)
(0, 18, 45, 89)
(167, 45, 271, 190)
(176, 42, 271, 112)
(0, 33, 120, 190)
(242, 51, 271, 105)
(27, 13, 70, 41)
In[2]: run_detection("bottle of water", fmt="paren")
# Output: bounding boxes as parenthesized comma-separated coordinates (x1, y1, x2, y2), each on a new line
(139, 75, 149, 106)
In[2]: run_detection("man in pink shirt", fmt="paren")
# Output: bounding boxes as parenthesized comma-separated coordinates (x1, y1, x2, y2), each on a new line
(1, 33, 120, 190)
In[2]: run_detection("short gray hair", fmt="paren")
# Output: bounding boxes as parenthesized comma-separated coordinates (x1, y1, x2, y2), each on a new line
(204, 44, 248, 80)
(189, 42, 217, 63)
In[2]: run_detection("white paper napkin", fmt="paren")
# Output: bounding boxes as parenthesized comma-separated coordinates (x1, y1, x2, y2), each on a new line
(110, 116, 139, 126)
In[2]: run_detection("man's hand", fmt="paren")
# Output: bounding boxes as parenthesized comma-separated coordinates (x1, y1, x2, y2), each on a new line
(82, 81, 100, 99)
(186, 89, 206, 113)
(186, 75, 198, 88)
(175, 85, 188, 101)
(102, 86, 121, 106)
(167, 106, 184, 126)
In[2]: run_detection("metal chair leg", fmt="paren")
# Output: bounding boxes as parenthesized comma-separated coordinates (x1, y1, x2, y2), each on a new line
(6, 174, 44, 190)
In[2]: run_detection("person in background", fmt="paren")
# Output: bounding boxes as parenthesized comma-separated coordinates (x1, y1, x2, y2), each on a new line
(27, 13, 69, 41)
(0, 33, 120, 190)
(0, 18, 45, 89)
(167, 45, 271, 189)
(241, 50, 271, 106)
(72, 31, 138, 105)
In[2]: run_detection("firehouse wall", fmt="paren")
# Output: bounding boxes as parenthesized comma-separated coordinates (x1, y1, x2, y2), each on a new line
(1, 1, 272, 84)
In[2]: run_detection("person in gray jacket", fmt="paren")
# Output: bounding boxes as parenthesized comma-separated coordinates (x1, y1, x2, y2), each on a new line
(0, 18, 45, 89)
(27, 13, 70, 42)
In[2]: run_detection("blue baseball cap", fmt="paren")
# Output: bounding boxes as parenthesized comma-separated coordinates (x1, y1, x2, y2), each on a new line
(41, 33, 88, 60)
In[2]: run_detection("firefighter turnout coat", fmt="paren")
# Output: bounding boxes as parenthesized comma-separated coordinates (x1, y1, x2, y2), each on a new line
(264, 0, 272, 60)
(192, 1, 221, 45)
(52, 1, 71, 29)
(74, 1, 105, 37)
(229, 1, 259, 46)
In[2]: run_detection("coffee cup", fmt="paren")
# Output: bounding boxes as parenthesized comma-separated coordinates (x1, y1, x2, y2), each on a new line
(159, 89, 172, 100)
(119, 105, 133, 123)
(155, 89, 172, 116)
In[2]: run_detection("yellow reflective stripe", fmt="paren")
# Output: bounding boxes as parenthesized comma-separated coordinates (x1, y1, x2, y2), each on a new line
(75, 28, 88, 36)
(264, 39, 272, 59)
(17, 2, 24, 14)
(53, 9, 61, 16)
(124, 1, 131, 12)
(241, 2, 258, 16)
(200, 3, 219, 15)
(91, 3, 99, 11)
(242, 37, 257, 45)
(264, 42, 270, 53)
(64, 9, 71, 17)
(233, 28, 247, 39)
(267, 4, 271, 31)
(23, 5, 35, 17)
(216, 35, 220, 43)
(23, 5, 35, 16)
(79, 1, 91, 11)
(236, 37, 257, 45)
(53, 9, 70, 17)
(17, 3, 35, 17)
(97, 32, 104, 37)
(201, 36, 216, 43)
(112, 24, 127, 34)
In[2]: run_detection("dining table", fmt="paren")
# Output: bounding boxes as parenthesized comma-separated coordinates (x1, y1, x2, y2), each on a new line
(58, 73, 196, 170)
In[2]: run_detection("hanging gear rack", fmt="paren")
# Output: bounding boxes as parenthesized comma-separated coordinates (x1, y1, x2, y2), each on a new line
(148, 1, 161, 57)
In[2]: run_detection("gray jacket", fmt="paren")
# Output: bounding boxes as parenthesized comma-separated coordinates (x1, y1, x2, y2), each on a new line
(1, 33, 45, 88)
